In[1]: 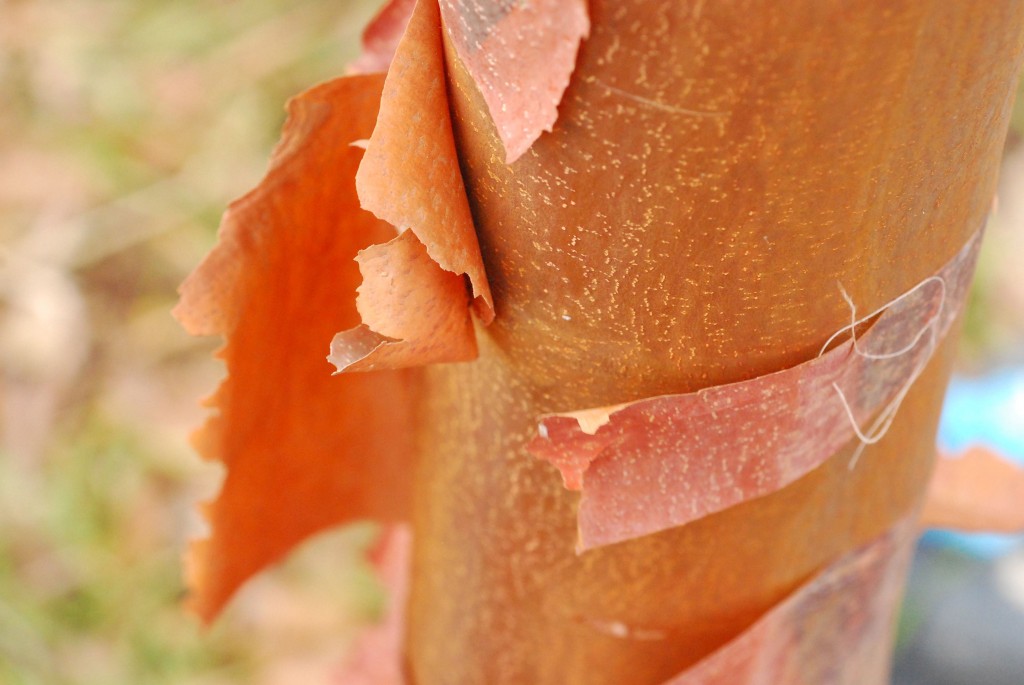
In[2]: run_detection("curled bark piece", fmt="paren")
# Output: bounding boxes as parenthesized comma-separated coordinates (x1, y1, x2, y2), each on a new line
(439, 0, 589, 163)
(353, 0, 493, 326)
(529, 230, 982, 550)
(174, 75, 418, 622)
(348, 0, 417, 75)
(659, 513, 917, 685)
(921, 446, 1024, 533)
(329, 230, 476, 372)
(333, 525, 410, 685)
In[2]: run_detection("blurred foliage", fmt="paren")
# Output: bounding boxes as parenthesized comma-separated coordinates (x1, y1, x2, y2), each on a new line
(1009, 76, 1024, 139)
(0, 0, 383, 683)
(0, 419, 253, 685)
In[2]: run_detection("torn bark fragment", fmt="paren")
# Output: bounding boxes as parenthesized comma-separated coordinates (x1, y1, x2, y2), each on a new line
(177, 0, 507, 620)
(349, 0, 416, 74)
(355, 0, 492, 320)
(173, 75, 419, 622)
(334, 512, 916, 685)
(352, 0, 591, 162)
(330, 0, 495, 373)
(330, 229, 476, 372)
(921, 446, 1024, 533)
(529, 230, 982, 550)
(661, 513, 917, 685)
(438, 0, 589, 163)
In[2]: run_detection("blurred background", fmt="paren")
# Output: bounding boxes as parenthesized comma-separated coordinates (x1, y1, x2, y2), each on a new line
(0, 1, 386, 683)
(0, 1, 1022, 683)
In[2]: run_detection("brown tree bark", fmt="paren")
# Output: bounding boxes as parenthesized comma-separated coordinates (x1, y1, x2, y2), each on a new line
(404, 2, 1024, 683)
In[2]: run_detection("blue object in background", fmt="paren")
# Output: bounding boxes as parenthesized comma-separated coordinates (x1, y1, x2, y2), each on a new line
(923, 368, 1024, 557)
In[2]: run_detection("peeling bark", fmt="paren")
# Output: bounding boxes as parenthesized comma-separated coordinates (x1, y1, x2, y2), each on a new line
(175, 0, 1024, 682)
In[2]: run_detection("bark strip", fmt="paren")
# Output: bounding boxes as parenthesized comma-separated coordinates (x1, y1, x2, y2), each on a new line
(529, 230, 981, 549)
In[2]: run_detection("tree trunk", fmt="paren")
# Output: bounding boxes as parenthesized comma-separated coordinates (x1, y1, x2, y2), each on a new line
(405, 2, 1024, 683)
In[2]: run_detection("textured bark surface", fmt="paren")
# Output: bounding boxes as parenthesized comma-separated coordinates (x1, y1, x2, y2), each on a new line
(404, 2, 1024, 683)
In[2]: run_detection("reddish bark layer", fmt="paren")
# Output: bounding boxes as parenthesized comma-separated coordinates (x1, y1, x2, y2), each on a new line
(529, 231, 980, 549)
(333, 511, 919, 685)
(663, 513, 917, 685)
(438, 0, 589, 162)
(349, 0, 416, 74)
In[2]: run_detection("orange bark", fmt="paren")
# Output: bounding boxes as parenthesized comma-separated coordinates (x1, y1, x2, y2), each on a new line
(404, 2, 1024, 683)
